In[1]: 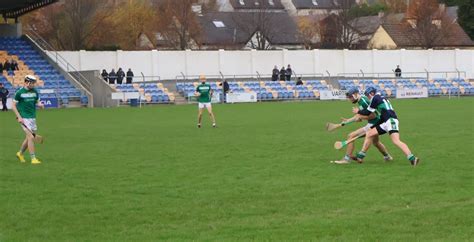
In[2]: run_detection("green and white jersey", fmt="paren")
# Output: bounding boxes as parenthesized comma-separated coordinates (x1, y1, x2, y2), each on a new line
(14, 87, 39, 119)
(358, 95, 380, 125)
(196, 83, 212, 103)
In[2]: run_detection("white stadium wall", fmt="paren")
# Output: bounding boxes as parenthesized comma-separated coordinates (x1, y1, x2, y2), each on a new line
(49, 49, 474, 80)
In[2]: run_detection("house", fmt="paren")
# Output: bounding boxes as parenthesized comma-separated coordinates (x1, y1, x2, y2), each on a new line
(197, 12, 303, 49)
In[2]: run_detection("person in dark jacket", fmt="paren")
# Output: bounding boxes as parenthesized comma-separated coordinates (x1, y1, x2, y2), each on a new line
(108, 69, 116, 84)
(11, 60, 19, 71)
(394, 65, 402, 77)
(4, 59, 11, 72)
(219, 80, 230, 103)
(116, 68, 125, 84)
(271, 66, 279, 81)
(296, 77, 303, 86)
(126, 68, 134, 84)
(279, 67, 286, 81)
(0, 83, 9, 111)
(101, 69, 108, 82)
(285, 64, 292, 81)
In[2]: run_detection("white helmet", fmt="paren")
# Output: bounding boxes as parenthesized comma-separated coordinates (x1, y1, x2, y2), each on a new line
(25, 75, 37, 83)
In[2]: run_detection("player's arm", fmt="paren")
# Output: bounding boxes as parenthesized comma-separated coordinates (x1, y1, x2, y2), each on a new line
(11, 94, 22, 123)
(194, 87, 200, 96)
(356, 95, 381, 118)
(341, 114, 362, 124)
(36, 98, 44, 109)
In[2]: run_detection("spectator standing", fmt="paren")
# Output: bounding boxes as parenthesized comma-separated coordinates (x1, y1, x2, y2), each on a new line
(0, 83, 9, 111)
(126, 68, 134, 84)
(4, 59, 11, 72)
(279, 67, 286, 81)
(101, 69, 108, 82)
(285, 64, 292, 81)
(116, 68, 125, 84)
(271, 65, 279, 81)
(109, 69, 116, 84)
(11, 60, 19, 71)
(220, 79, 230, 103)
(395, 65, 402, 77)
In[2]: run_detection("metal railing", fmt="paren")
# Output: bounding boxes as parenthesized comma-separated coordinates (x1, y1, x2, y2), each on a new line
(337, 70, 466, 79)
(23, 27, 93, 107)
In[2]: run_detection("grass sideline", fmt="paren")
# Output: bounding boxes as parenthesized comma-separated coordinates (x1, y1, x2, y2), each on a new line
(0, 98, 473, 240)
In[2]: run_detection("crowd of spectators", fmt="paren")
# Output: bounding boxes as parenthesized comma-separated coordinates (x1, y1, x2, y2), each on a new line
(102, 68, 134, 84)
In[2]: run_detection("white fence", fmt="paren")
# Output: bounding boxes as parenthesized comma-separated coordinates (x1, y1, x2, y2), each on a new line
(49, 49, 474, 80)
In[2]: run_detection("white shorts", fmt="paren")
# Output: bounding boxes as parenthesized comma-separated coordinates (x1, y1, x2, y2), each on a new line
(198, 102, 211, 109)
(22, 118, 37, 132)
(377, 118, 399, 134)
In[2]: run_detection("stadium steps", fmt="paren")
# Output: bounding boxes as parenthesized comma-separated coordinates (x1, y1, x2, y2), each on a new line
(173, 95, 187, 105)
(162, 80, 186, 104)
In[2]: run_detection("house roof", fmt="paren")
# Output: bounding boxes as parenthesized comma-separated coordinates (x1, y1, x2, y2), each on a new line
(292, 0, 355, 9)
(350, 15, 382, 35)
(229, 0, 285, 10)
(381, 18, 473, 47)
(198, 12, 300, 47)
(198, 12, 250, 46)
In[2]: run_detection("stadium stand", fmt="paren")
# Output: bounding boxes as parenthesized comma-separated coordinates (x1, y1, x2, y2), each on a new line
(176, 77, 473, 102)
(0, 37, 85, 105)
(338, 78, 474, 97)
(176, 80, 331, 101)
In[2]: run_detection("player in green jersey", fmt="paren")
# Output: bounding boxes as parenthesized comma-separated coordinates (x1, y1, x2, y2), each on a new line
(354, 87, 420, 166)
(333, 87, 392, 164)
(195, 75, 216, 128)
(12, 75, 44, 164)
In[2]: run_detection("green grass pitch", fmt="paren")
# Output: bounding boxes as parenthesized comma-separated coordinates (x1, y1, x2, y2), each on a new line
(1, 98, 473, 240)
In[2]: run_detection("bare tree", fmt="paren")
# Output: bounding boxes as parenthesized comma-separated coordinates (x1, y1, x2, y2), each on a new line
(155, 0, 202, 50)
(232, 0, 282, 50)
(379, 0, 407, 13)
(296, 16, 321, 49)
(23, 0, 111, 50)
(60, 0, 111, 50)
(320, 0, 360, 49)
(106, 0, 157, 50)
(404, 0, 456, 48)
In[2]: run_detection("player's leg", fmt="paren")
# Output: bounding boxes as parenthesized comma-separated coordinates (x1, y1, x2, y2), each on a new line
(23, 119, 40, 164)
(16, 136, 28, 163)
(373, 135, 393, 161)
(389, 132, 419, 166)
(355, 127, 379, 162)
(197, 103, 204, 128)
(206, 103, 216, 127)
(334, 127, 365, 164)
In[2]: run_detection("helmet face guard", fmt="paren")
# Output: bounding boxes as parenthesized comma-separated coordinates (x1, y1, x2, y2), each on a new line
(364, 87, 377, 96)
(345, 87, 359, 97)
(25, 75, 37, 83)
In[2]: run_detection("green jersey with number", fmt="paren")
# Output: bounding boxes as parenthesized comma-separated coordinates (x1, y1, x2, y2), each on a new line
(358, 95, 380, 125)
(14, 87, 39, 119)
(196, 83, 212, 103)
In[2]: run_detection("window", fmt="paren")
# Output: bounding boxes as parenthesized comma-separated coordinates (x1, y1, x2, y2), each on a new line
(255, 1, 260, 6)
(312, 0, 318, 5)
(239, 0, 245, 5)
(213, 20, 225, 28)
(269, 0, 274, 5)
